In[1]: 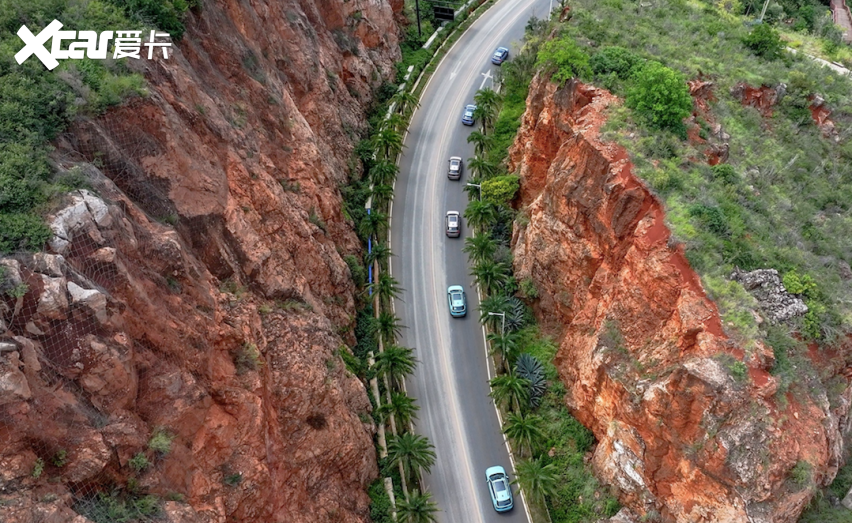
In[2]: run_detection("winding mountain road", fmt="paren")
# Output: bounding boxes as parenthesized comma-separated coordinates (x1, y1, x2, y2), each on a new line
(391, 0, 550, 520)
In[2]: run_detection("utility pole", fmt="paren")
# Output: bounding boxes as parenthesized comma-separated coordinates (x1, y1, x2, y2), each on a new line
(415, 0, 422, 37)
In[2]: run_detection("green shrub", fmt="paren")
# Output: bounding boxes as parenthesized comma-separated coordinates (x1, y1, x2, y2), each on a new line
(105, 0, 196, 39)
(344, 254, 367, 288)
(481, 175, 520, 205)
(0, 213, 52, 254)
(625, 61, 693, 131)
(590, 46, 642, 80)
(368, 479, 394, 523)
(782, 270, 817, 297)
(790, 460, 813, 487)
(75, 492, 161, 523)
(148, 430, 174, 454)
(536, 37, 592, 84)
(711, 164, 738, 184)
(129, 452, 149, 472)
(32, 458, 45, 478)
(743, 23, 784, 60)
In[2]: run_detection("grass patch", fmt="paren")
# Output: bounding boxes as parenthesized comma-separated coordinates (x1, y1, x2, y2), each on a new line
(233, 342, 263, 375)
(554, 0, 852, 347)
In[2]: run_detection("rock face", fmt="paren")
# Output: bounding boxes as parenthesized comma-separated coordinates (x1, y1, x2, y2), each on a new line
(509, 76, 852, 522)
(0, 0, 400, 521)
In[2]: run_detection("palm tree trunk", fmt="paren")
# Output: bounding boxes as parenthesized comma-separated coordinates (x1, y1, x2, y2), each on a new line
(399, 462, 410, 500)
(373, 237, 407, 499)
(368, 350, 388, 459)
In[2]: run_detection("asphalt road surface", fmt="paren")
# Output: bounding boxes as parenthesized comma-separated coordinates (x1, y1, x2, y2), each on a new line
(391, 0, 552, 520)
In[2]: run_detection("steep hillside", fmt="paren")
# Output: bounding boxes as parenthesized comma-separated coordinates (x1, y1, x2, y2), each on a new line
(0, 0, 400, 521)
(506, 1, 852, 520)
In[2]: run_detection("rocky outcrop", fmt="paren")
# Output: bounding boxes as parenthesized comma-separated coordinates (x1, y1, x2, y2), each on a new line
(509, 75, 852, 522)
(730, 268, 808, 325)
(0, 0, 400, 521)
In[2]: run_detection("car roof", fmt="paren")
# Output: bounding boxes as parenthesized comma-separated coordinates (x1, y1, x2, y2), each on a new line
(447, 285, 464, 293)
(486, 466, 506, 477)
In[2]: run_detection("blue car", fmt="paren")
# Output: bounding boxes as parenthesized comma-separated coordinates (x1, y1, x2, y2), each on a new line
(447, 285, 466, 317)
(491, 46, 509, 65)
(461, 104, 477, 126)
(486, 466, 514, 512)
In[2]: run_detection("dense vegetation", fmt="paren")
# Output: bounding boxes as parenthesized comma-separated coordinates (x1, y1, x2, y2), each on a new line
(549, 0, 852, 347)
(0, 0, 175, 253)
(533, 0, 852, 519)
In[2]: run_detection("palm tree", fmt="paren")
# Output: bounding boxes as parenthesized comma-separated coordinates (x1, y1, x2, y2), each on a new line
(372, 126, 404, 160)
(373, 345, 416, 390)
(371, 273, 402, 305)
(513, 458, 559, 505)
(385, 112, 407, 133)
(370, 160, 399, 186)
(463, 233, 497, 264)
(503, 411, 546, 457)
(396, 489, 439, 523)
(365, 242, 392, 269)
(358, 211, 388, 240)
(489, 373, 530, 413)
(387, 433, 437, 489)
(487, 330, 520, 373)
(378, 311, 404, 344)
(464, 200, 498, 231)
(392, 90, 421, 120)
(371, 183, 394, 210)
(466, 130, 493, 156)
(471, 259, 510, 295)
(474, 88, 501, 133)
(479, 293, 510, 326)
(378, 391, 420, 431)
(467, 155, 498, 179)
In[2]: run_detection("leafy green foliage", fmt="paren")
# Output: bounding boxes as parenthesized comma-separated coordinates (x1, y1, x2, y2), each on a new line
(536, 37, 592, 84)
(590, 46, 642, 79)
(790, 459, 813, 487)
(625, 61, 693, 131)
(128, 452, 149, 472)
(0, 0, 146, 252)
(743, 23, 784, 60)
(148, 429, 174, 454)
(515, 353, 547, 408)
(367, 479, 394, 523)
(481, 175, 520, 205)
(105, 0, 197, 39)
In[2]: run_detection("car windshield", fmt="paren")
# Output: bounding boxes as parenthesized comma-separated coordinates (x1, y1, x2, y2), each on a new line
(451, 292, 463, 305)
(465, 110, 473, 116)
(494, 51, 501, 56)
(450, 160, 459, 168)
(448, 216, 458, 226)
(494, 479, 506, 492)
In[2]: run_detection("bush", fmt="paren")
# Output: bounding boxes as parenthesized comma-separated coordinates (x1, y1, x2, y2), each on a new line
(76, 492, 161, 523)
(105, 0, 197, 39)
(481, 175, 520, 205)
(536, 37, 592, 84)
(711, 164, 738, 184)
(129, 452, 150, 472)
(0, 213, 52, 254)
(148, 430, 174, 454)
(743, 23, 784, 60)
(790, 460, 813, 487)
(590, 46, 642, 80)
(625, 61, 693, 131)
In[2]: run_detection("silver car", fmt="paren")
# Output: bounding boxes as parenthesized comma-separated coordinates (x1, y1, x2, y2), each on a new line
(445, 211, 461, 238)
(448, 156, 462, 180)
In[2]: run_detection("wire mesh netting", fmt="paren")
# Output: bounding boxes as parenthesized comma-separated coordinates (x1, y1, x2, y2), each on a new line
(0, 109, 215, 522)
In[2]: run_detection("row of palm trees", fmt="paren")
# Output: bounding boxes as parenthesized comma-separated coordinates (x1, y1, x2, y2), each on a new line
(463, 86, 563, 509)
(356, 88, 441, 523)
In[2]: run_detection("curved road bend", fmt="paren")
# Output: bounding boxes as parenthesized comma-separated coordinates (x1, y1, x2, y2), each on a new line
(391, 0, 551, 521)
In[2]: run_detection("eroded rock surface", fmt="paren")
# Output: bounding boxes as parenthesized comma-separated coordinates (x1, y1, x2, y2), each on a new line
(0, 0, 400, 520)
(509, 75, 852, 523)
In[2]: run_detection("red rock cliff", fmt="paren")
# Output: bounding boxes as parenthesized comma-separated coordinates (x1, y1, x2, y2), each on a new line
(0, 0, 400, 521)
(509, 75, 852, 522)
